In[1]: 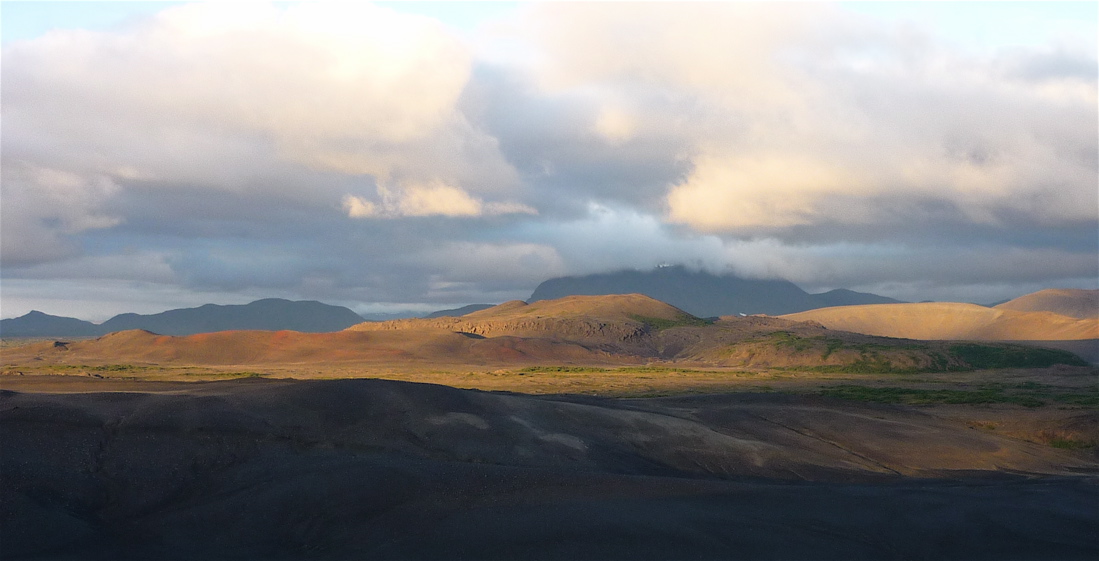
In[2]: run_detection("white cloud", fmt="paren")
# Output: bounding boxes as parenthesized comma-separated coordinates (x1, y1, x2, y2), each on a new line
(2, 2, 1095, 311)
(593, 105, 636, 144)
(2, 1, 518, 191)
(1, 162, 123, 266)
(666, 155, 866, 231)
(342, 195, 378, 219)
(502, 3, 1097, 234)
(344, 180, 537, 219)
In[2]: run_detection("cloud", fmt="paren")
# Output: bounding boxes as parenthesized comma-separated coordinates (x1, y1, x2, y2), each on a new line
(415, 242, 565, 287)
(343, 181, 537, 218)
(508, 3, 1096, 238)
(342, 196, 378, 219)
(2, 1, 520, 196)
(1, 162, 123, 266)
(2, 2, 1095, 316)
(592, 105, 637, 144)
(666, 155, 864, 231)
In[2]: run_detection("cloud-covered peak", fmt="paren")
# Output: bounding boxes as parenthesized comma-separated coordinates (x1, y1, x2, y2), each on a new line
(2, 2, 1095, 319)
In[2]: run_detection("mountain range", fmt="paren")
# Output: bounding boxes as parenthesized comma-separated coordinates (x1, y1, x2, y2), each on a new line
(5, 268, 1090, 342)
(12, 293, 1087, 371)
(1, 298, 365, 337)
(3, 267, 904, 337)
(529, 266, 902, 316)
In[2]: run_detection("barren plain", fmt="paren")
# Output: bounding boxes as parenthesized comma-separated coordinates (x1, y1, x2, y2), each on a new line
(2, 294, 1097, 560)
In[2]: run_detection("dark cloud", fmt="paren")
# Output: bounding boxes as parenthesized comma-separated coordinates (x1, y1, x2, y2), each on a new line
(1, 3, 1095, 319)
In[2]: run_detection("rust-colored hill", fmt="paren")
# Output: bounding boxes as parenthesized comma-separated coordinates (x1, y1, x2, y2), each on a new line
(5, 295, 1089, 372)
(995, 289, 1099, 319)
(5, 327, 617, 368)
(347, 294, 693, 355)
(781, 302, 1098, 341)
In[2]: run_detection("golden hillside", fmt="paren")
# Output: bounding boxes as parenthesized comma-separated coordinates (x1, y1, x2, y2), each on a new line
(994, 289, 1098, 319)
(782, 302, 1098, 341)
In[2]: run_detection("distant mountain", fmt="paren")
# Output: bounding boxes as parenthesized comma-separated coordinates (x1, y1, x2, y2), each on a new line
(358, 311, 425, 322)
(97, 299, 365, 335)
(994, 289, 1098, 319)
(0, 311, 100, 338)
(810, 288, 900, 308)
(528, 266, 902, 317)
(424, 304, 495, 318)
(16, 293, 1086, 371)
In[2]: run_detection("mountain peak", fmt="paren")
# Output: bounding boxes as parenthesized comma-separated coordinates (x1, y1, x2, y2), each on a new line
(3, 299, 367, 337)
(528, 267, 897, 317)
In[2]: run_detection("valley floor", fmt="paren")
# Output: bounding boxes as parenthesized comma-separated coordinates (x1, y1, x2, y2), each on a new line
(2, 372, 1097, 560)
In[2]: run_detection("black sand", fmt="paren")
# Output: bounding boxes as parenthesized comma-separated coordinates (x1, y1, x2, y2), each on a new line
(2, 378, 1096, 560)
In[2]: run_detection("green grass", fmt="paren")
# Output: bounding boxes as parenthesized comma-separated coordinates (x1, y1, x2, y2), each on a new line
(763, 336, 1087, 374)
(766, 331, 816, 352)
(821, 338, 845, 359)
(36, 363, 166, 373)
(819, 384, 1049, 407)
(949, 344, 1088, 369)
(517, 366, 612, 374)
(210, 371, 265, 378)
(1049, 438, 1095, 450)
(1052, 393, 1099, 406)
(792, 362, 921, 375)
(516, 365, 748, 375)
(629, 314, 713, 331)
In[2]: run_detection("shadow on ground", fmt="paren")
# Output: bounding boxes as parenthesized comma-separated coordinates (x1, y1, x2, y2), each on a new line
(3, 378, 1097, 560)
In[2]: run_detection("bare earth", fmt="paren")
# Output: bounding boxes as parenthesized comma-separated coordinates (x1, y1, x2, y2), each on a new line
(2, 294, 1097, 559)
(995, 288, 1099, 319)
(782, 302, 1099, 341)
(3, 376, 1097, 560)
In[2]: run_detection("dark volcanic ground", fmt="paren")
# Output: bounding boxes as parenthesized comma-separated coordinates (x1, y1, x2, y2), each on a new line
(2, 378, 1097, 560)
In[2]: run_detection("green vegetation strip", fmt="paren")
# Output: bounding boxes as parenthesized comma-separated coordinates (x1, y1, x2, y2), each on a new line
(819, 383, 1099, 408)
(759, 332, 1087, 373)
(516, 365, 745, 375)
(628, 314, 713, 330)
(948, 343, 1089, 369)
(1050, 439, 1095, 450)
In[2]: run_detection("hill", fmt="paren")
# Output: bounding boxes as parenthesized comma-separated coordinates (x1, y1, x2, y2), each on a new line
(3, 299, 367, 338)
(12, 294, 1085, 371)
(782, 302, 1099, 341)
(994, 289, 1098, 319)
(0, 311, 100, 338)
(349, 294, 700, 355)
(424, 304, 495, 318)
(96, 298, 365, 335)
(5, 378, 1096, 560)
(528, 266, 901, 316)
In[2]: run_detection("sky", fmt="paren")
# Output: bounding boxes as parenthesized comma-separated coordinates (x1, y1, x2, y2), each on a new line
(2, 1, 1097, 321)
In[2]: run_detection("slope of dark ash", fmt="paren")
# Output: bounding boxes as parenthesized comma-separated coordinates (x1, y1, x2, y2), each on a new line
(3, 378, 1096, 560)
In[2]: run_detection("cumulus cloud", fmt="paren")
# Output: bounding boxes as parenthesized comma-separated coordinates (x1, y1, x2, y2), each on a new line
(343, 181, 536, 218)
(2, 1, 520, 203)
(511, 2, 1096, 237)
(5, 3, 463, 164)
(2, 2, 1095, 315)
(1, 162, 124, 266)
(666, 155, 864, 231)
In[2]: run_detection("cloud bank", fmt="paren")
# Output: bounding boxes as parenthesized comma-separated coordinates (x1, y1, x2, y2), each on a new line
(2, 2, 1095, 318)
